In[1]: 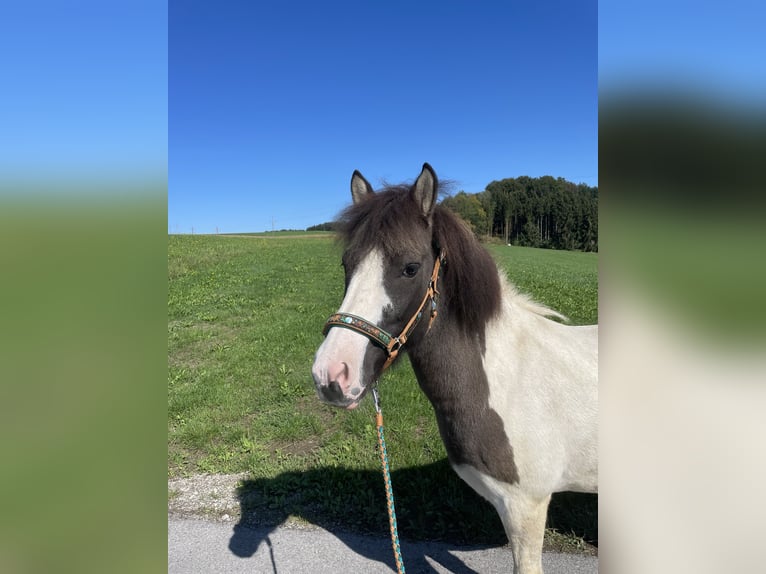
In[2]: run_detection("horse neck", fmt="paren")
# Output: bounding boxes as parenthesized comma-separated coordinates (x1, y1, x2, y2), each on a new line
(404, 292, 522, 485)
(404, 238, 505, 406)
(406, 304, 490, 408)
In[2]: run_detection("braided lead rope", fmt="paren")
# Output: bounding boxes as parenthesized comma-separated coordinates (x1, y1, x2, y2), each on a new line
(372, 387, 406, 574)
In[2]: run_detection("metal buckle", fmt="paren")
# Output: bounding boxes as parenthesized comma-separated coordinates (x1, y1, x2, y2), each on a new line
(372, 385, 381, 414)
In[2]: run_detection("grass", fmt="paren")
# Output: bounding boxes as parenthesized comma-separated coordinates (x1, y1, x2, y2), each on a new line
(487, 244, 598, 325)
(168, 234, 598, 551)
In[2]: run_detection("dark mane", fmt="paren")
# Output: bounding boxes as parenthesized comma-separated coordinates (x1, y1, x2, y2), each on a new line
(336, 183, 502, 334)
(432, 205, 502, 334)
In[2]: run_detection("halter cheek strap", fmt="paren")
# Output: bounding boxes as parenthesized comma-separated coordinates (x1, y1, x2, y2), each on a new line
(322, 251, 445, 371)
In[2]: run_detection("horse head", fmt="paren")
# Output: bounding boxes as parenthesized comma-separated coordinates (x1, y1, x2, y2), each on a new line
(312, 163, 441, 409)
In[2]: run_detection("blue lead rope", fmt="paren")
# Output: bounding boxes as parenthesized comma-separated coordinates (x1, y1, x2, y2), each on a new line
(373, 386, 405, 574)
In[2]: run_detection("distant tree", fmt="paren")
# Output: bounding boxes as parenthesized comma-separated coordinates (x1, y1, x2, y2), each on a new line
(307, 222, 337, 232)
(476, 191, 495, 237)
(440, 191, 488, 237)
(480, 175, 597, 251)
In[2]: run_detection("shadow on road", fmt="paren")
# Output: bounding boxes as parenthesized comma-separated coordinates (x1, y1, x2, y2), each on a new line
(227, 459, 596, 572)
(229, 521, 485, 573)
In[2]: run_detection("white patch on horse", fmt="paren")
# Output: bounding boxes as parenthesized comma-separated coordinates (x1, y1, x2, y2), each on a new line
(313, 249, 391, 401)
(338, 248, 392, 320)
(481, 274, 598, 495)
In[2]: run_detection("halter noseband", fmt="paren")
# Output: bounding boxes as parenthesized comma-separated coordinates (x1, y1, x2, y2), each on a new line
(322, 251, 445, 371)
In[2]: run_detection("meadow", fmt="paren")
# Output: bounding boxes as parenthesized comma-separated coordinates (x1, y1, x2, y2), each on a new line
(168, 233, 598, 552)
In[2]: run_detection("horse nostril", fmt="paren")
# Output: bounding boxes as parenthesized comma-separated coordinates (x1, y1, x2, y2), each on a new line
(328, 362, 349, 388)
(314, 361, 353, 403)
(324, 380, 344, 402)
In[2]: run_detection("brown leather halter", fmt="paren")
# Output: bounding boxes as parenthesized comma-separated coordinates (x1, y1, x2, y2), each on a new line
(322, 251, 445, 371)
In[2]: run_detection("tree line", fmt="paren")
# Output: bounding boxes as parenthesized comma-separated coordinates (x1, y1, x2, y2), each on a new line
(441, 175, 598, 251)
(308, 175, 598, 252)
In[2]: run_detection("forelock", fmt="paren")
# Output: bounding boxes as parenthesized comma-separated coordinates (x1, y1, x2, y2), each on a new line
(337, 185, 432, 261)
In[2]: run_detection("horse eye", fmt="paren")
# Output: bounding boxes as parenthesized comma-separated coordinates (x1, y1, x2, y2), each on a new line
(402, 263, 420, 278)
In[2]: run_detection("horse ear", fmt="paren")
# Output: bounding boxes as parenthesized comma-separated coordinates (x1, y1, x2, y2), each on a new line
(412, 163, 438, 219)
(350, 170, 374, 204)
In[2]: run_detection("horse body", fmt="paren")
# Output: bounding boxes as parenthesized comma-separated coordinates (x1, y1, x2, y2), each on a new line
(485, 282, 598, 495)
(406, 274, 597, 574)
(413, 276, 598, 497)
(312, 164, 597, 574)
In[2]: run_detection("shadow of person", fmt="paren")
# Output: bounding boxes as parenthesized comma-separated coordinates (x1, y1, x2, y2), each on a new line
(228, 459, 596, 572)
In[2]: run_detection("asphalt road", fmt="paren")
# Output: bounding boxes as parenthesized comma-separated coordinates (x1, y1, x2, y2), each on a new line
(168, 517, 598, 574)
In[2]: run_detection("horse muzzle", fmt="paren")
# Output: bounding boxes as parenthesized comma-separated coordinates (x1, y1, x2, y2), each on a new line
(311, 357, 367, 410)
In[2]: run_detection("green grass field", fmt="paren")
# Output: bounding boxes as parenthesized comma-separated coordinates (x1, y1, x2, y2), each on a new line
(168, 234, 598, 551)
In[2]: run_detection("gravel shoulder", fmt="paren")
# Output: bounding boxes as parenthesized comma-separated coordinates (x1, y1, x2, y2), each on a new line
(169, 473, 247, 523)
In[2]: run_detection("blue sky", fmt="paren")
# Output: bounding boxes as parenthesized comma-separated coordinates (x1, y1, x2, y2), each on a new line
(3, 1, 760, 231)
(0, 1, 167, 186)
(599, 0, 766, 103)
(169, 1, 598, 233)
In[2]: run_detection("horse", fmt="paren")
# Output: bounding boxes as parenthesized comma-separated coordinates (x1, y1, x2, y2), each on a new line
(311, 163, 598, 574)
